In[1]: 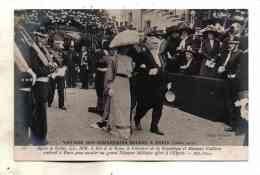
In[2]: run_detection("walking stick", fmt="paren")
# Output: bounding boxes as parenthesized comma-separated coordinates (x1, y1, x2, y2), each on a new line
(130, 107, 133, 135)
(64, 78, 67, 105)
(129, 78, 136, 135)
(64, 69, 67, 107)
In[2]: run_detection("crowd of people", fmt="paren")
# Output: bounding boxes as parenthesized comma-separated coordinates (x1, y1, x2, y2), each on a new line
(155, 11, 248, 138)
(15, 9, 118, 145)
(14, 9, 248, 145)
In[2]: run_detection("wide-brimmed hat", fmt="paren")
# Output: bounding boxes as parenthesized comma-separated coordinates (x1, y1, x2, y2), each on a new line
(177, 22, 194, 34)
(202, 25, 221, 37)
(166, 25, 179, 34)
(231, 15, 245, 25)
(228, 39, 240, 45)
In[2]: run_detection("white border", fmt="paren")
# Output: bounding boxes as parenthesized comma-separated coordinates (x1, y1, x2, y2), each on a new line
(1, 0, 260, 174)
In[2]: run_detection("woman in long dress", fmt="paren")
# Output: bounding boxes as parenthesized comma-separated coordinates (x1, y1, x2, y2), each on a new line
(93, 47, 134, 139)
(109, 51, 133, 139)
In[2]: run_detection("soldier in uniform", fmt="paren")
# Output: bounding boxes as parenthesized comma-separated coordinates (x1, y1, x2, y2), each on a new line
(79, 46, 90, 89)
(48, 51, 67, 110)
(14, 43, 36, 145)
(29, 48, 53, 145)
(217, 39, 244, 133)
(88, 40, 110, 115)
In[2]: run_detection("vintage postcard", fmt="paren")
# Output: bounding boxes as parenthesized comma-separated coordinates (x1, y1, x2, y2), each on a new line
(13, 9, 248, 161)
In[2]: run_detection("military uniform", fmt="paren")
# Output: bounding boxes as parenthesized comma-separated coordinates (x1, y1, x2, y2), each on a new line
(88, 49, 109, 115)
(218, 45, 244, 132)
(79, 49, 90, 89)
(48, 54, 67, 110)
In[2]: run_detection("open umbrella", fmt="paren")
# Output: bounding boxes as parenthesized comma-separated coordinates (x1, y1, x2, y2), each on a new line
(109, 30, 143, 48)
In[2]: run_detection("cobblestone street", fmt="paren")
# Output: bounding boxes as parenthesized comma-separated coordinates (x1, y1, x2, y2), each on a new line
(47, 87, 245, 146)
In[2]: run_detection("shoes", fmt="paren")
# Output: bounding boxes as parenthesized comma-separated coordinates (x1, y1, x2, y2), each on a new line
(235, 127, 245, 136)
(224, 125, 235, 132)
(88, 107, 99, 114)
(88, 107, 103, 116)
(59, 106, 67, 110)
(91, 121, 107, 129)
(150, 127, 164, 135)
(134, 118, 142, 130)
(31, 134, 48, 146)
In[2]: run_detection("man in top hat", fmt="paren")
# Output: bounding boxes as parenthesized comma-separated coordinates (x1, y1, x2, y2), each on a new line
(199, 26, 221, 78)
(130, 40, 166, 136)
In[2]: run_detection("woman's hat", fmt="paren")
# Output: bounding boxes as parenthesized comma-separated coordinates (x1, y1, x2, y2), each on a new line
(228, 39, 240, 45)
(177, 22, 194, 35)
(166, 25, 179, 34)
(202, 25, 221, 37)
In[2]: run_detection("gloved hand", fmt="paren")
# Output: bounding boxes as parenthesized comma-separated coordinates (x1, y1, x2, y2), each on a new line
(148, 68, 158, 75)
(108, 88, 113, 96)
(218, 66, 225, 73)
(235, 98, 249, 121)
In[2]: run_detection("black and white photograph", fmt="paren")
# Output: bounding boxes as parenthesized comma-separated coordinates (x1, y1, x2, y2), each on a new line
(14, 9, 248, 160)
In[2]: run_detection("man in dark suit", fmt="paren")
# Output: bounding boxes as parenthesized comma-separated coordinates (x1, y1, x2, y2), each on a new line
(130, 42, 165, 135)
(64, 46, 79, 88)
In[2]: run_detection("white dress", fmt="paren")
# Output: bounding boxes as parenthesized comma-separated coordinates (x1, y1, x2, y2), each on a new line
(107, 54, 133, 139)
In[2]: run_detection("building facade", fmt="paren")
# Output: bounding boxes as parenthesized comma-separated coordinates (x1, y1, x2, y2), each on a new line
(106, 9, 191, 32)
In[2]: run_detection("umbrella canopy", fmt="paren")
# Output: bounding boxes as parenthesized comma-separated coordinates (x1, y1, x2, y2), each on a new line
(109, 30, 143, 48)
